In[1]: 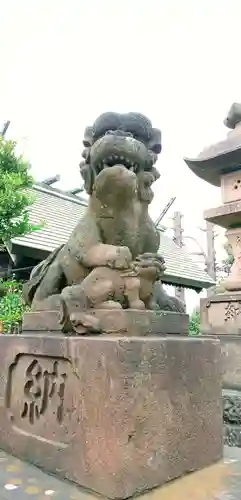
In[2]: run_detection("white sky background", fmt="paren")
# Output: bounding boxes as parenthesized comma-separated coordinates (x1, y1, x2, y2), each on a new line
(0, 0, 240, 311)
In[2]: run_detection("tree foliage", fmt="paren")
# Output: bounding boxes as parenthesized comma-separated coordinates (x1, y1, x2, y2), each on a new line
(189, 309, 200, 336)
(216, 240, 234, 277)
(0, 278, 29, 333)
(222, 241, 234, 270)
(0, 136, 40, 244)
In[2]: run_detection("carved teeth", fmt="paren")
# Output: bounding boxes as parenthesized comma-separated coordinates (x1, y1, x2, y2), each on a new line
(96, 156, 139, 171)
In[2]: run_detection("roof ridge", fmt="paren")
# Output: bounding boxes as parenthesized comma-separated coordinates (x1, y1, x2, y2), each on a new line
(32, 183, 88, 206)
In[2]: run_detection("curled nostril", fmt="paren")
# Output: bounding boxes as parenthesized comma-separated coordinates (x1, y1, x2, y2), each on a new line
(105, 130, 117, 136)
(105, 130, 134, 138)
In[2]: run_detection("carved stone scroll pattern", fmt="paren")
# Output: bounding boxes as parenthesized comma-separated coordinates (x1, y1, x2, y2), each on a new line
(223, 395, 241, 424)
(223, 394, 241, 448)
(224, 424, 241, 447)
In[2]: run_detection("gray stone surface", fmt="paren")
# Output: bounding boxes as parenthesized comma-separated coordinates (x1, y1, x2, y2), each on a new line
(0, 334, 222, 499)
(204, 201, 241, 228)
(218, 336, 241, 390)
(200, 293, 241, 336)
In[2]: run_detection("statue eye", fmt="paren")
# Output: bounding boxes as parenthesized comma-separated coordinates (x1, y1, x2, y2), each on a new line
(151, 144, 162, 154)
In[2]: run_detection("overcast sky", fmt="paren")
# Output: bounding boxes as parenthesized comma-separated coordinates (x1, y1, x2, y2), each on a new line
(1, 0, 240, 309)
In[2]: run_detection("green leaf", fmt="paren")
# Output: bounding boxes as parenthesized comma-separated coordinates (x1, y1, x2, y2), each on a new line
(0, 136, 42, 243)
(189, 309, 200, 336)
(0, 278, 29, 332)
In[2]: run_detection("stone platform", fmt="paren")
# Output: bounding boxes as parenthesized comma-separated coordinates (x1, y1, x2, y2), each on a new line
(0, 447, 239, 500)
(0, 334, 222, 499)
(0, 447, 240, 500)
(22, 309, 189, 336)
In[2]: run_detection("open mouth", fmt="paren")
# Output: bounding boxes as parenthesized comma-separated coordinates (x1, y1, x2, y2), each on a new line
(95, 154, 138, 172)
(90, 134, 152, 174)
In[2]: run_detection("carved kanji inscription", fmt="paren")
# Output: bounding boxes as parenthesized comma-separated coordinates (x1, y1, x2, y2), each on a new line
(5, 354, 77, 445)
(21, 359, 67, 424)
(224, 302, 241, 322)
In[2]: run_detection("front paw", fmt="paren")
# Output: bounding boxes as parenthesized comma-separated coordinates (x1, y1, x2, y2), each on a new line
(109, 246, 132, 270)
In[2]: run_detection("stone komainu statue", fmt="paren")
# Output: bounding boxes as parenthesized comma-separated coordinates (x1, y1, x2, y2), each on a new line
(23, 112, 184, 333)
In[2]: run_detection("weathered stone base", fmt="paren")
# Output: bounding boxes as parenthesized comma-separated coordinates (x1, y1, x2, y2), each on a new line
(203, 334, 241, 449)
(200, 293, 241, 335)
(22, 308, 189, 336)
(0, 335, 222, 499)
(217, 335, 241, 390)
(200, 300, 241, 448)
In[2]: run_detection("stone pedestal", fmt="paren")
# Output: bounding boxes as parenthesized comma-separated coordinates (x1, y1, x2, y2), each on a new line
(0, 334, 222, 498)
(215, 335, 241, 447)
(200, 291, 241, 448)
(185, 102, 241, 448)
(200, 294, 241, 335)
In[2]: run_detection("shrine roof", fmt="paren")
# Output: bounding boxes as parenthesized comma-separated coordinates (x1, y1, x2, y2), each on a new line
(10, 183, 215, 291)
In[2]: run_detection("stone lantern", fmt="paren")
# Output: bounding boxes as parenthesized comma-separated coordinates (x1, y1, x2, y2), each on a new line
(184, 102, 241, 446)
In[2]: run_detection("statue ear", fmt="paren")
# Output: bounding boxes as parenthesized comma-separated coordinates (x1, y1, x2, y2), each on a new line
(79, 161, 95, 195)
(151, 166, 160, 182)
(82, 126, 94, 148)
(82, 147, 90, 163)
(148, 128, 162, 154)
